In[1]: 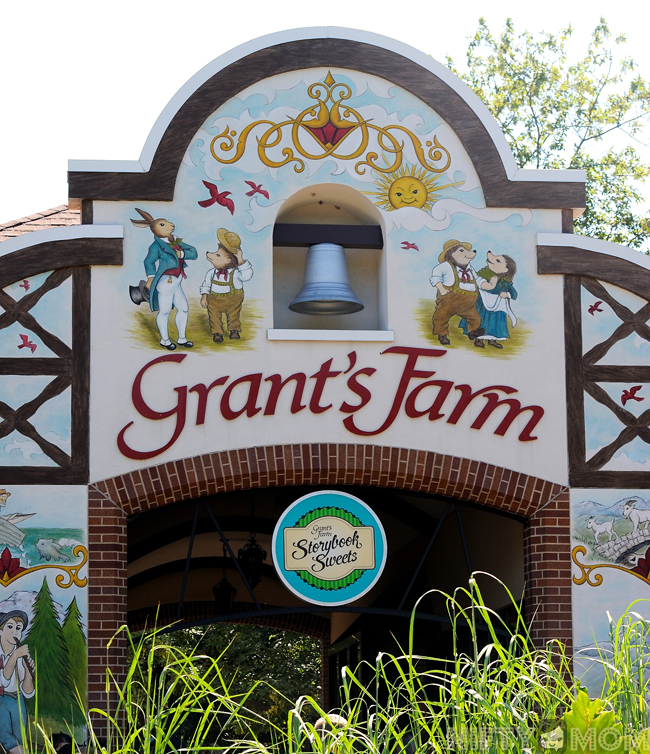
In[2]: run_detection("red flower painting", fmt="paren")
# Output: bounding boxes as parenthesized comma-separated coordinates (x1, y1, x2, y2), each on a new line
(0, 547, 26, 581)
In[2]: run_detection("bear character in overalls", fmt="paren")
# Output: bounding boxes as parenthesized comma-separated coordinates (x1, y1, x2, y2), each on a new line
(200, 228, 253, 343)
(429, 239, 485, 347)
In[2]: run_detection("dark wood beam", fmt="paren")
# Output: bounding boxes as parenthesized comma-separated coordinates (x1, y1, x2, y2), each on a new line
(538, 246, 650, 301)
(0, 238, 122, 288)
(273, 223, 383, 249)
(0, 359, 70, 376)
(68, 38, 585, 209)
(584, 366, 650, 382)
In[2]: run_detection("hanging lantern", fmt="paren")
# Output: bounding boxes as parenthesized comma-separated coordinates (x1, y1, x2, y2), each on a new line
(238, 533, 267, 589)
(289, 243, 364, 315)
(213, 571, 236, 615)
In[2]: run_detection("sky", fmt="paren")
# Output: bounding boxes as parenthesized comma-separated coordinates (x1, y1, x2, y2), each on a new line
(0, 0, 647, 225)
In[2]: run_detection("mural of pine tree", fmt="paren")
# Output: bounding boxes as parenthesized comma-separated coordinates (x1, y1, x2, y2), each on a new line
(26, 578, 79, 724)
(62, 597, 86, 709)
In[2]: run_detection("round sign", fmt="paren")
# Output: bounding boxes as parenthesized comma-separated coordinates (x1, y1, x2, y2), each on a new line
(272, 490, 387, 606)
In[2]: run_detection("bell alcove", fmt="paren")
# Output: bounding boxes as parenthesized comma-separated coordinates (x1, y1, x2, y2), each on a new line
(269, 183, 393, 341)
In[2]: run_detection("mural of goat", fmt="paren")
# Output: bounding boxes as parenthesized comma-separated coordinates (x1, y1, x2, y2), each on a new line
(586, 517, 618, 545)
(621, 500, 650, 535)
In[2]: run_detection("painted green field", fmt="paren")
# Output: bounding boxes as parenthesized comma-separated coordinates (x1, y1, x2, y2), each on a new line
(127, 298, 264, 352)
(414, 298, 531, 358)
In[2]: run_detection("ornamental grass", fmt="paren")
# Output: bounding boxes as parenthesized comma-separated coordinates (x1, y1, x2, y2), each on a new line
(27, 574, 650, 754)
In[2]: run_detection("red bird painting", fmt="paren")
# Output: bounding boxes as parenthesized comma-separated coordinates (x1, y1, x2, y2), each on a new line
(401, 241, 419, 251)
(19, 280, 29, 292)
(621, 386, 644, 406)
(244, 181, 269, 199)
(17, 334, 36, 354)
(198, 181, 235, 214)
(588, 301, 603, 315)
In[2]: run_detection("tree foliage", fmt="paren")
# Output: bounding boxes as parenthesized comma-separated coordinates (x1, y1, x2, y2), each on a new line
(133, 623, 321, 738)
(62, 596, 87, 709)
(448, 18, 650, 249)
(26, 578, 81, 725)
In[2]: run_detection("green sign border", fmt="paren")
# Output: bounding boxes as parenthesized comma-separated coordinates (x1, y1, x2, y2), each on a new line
(292, 506, 366, 591)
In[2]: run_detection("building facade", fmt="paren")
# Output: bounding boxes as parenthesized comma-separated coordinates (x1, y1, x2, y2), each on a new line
(0, 27, 648, 726)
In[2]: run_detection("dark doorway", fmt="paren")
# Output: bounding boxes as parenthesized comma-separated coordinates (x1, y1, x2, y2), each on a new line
(127, 485, 525, 703)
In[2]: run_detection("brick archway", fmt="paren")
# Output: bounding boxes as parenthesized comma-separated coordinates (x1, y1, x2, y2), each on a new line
(87, 443, 571, 713)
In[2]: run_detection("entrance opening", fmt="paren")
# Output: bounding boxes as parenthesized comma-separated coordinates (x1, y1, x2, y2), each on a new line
(127, 485, 524, 703)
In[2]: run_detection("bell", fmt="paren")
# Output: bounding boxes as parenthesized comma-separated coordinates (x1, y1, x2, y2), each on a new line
(289, 243, 364, 315)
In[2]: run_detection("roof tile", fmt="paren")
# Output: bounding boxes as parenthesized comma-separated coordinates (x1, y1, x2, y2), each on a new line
(0, 205, 81, 243)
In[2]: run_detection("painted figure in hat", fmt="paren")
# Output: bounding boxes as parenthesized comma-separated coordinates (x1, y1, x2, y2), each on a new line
(0, 490, 35, 547)
(200, 229, 254, 343)
(0, 609, 34, 753)
(459, 251, 518, 348)
(130, 209, 198, 351)
(429, 239, 485, 347)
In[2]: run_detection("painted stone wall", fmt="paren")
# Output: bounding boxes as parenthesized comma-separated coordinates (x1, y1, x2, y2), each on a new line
(6, 31, 650, 732)
(571, 488, 650, 686)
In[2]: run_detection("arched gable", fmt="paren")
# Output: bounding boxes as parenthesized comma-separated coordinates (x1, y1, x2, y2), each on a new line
(68, 29, 585, 210)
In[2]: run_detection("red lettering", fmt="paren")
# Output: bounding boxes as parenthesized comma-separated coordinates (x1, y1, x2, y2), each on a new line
(118, 347, 544, 455)
(404, 379, 454, 420)
(264, 373, 307, 415)
(220, 373, 263, 420)
(190, 377, 228, 425)
(309, 358, 342, 414)
(344, 351, 357, 374)
(340, 367, 376, 413)
(344, 346, 445, 436)
(447, 384, 517, 425)
(471, 392, 545, 441)
(117, 354, 187, 460)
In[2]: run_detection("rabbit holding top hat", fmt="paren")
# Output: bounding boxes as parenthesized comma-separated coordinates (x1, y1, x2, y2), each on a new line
(129, 208, 198, 350)
(200, 228, 253, 343)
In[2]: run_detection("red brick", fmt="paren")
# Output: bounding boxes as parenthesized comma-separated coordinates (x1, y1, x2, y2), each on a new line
(87, 444, 573, 718)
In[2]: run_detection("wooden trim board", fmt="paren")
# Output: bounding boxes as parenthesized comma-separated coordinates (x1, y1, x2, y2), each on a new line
(69, 38, 585, 210)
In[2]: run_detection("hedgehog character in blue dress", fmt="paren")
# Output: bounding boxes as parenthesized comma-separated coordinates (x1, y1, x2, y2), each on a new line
(459, 251, 517, 349)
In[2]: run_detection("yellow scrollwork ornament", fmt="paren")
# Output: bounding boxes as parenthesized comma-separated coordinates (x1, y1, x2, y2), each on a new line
(0, 545, 88, 589)
(210, 72, 452, 177)
(572, 545, 650, 587)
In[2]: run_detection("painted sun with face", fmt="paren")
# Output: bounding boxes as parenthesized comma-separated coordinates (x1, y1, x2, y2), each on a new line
(365, 163, 464, 212)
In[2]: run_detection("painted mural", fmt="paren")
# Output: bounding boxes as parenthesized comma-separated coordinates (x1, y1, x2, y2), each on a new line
(0, 272, 72, 467)
(571, 488, 650, 673)
(428, 244, 518, 350)
(88, 65, 566, 484)
(113, 68, 539, 357)
(0, 486, 87, 739)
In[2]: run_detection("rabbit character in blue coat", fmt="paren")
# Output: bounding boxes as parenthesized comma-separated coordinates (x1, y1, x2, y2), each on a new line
(131, 208, 198, 350)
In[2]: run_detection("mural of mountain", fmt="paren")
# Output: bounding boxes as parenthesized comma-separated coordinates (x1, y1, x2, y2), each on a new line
(0, 589, 65, 623)
(573, 496, 648, 520)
